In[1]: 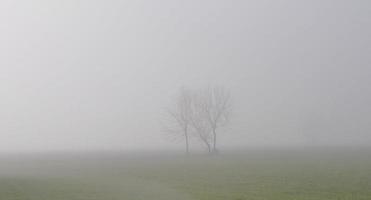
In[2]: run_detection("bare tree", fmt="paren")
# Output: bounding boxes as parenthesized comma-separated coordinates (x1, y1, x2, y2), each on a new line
(166, 86, 231, 154)
(196, 87, 231, 153)
(190, 96, 213, 153)
(190, 118, 213, 153)
(166, 87, 193, 155)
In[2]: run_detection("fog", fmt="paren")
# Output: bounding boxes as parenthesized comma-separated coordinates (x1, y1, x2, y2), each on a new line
(0, 0, 370, 153)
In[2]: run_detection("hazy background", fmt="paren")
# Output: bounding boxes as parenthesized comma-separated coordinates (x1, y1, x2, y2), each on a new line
(0, 0, 370, 153)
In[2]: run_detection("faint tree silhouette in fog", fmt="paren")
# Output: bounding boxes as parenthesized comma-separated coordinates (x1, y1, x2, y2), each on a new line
(166, 87, 193, 155)
(195, 87, 231, 154)
(190, 95, 214, 153)
(166, 86, 231, 154)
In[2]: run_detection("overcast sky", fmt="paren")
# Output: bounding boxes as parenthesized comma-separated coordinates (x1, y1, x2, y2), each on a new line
(0, 0, 370, 152)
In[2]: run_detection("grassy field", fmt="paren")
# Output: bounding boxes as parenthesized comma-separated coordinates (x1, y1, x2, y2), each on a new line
(0, 147, 370, 200)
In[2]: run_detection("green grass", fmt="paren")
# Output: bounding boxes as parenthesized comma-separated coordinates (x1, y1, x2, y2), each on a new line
(0, 148, 370, 200)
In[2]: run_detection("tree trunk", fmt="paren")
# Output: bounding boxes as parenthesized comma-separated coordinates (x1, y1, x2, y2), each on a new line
(200, 137, 211, 154)
(184, 126, 189, 155)
(212, 128, 217, 153)
(206, 142, 211, 153)
(185, 133, 189, 155)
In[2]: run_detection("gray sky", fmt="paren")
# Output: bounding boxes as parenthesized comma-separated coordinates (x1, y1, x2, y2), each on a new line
(0, 0, 370, 152)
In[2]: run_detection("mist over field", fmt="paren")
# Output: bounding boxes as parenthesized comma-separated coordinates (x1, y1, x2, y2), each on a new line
(0, 0, 371, 199)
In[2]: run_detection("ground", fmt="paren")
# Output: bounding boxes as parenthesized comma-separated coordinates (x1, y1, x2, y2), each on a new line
(0, 147, 370, 200)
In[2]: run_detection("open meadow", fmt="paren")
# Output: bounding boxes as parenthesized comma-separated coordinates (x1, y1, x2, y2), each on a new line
(0, 147, 370, 200)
